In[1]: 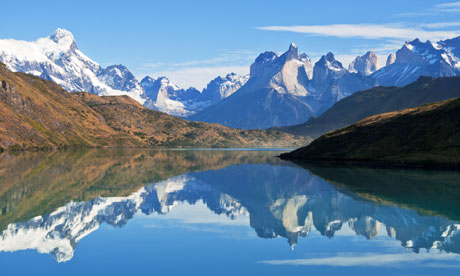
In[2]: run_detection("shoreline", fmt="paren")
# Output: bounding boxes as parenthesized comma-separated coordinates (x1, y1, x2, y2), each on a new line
(1, 146, 295, 153)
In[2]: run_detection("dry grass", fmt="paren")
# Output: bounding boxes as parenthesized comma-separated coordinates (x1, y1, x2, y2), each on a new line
(0, 64, 308, 151)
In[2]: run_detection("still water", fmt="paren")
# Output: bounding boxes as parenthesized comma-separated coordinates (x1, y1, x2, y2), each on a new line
(0, 149, 460, 275)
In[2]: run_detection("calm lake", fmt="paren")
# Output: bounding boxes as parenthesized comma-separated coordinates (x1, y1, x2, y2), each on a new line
(0, 149, 460, 275)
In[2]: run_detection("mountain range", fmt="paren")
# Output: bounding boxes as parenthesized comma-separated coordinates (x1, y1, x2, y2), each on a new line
(277, 76, 460, 138)
(0, 63, 306, 150)
(1, 28, 460, 130)
(0, 28, 248, 117)
(191, 37, 460, 128)
(189, 44, 377, 128)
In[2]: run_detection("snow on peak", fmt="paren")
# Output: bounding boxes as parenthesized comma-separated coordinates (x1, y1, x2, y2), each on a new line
(49, 28, 75, 44)
(284, 42, 299, 61)
(41, 28, 78, 53)
(254, 51, 278, 65)
(372, 36, 460, 86)
(158, 76, 172, 84)
(197, 72, 249, 104)
(245, 43, 315, 98)
(0, 29, 146, 104)
(141, 75, 202, 116)
(393, 37, 458, 68)
(250, 43, 312, 81)
(317, 52, 344, 71)
(403, 41, 415, 51)
(141, 76, 155, 83)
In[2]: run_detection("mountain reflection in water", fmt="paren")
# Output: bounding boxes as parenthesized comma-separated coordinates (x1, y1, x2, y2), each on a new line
(0, 149, 459, 264)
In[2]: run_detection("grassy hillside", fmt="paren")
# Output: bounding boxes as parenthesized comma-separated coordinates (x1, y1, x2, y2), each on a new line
(280, 98, 460, 168)
(277, 76, 460, 139)
(74, 92, 311, 148)
(0, 63, 309, 150)
(0, 63, 127, 150)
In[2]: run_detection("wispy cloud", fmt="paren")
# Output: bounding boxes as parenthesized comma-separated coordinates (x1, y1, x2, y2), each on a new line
(135, 49, 256, 89)
(136, 65, 250, 90)
(257, 24, 459, 41)
(421, 21, 460, 29)
(397, 1, 460, 16)
(143, 62, 165, 68)
(260, 252, 460, 268)
(435, 1, 460, 13)
(148, 49, 257, 69)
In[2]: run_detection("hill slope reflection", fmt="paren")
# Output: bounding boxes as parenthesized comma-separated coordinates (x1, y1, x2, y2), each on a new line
(0, 150, 459, 262)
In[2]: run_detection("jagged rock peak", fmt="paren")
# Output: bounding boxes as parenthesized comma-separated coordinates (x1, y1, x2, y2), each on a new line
(104, 64, 130, 73)
(348, 51, 380, 76)
(285, 43, 299, 61)
(140, 76, 155, 83)
(140, 76, 179, 91)
(254, 51, 278, 64)
(317, 52, 344, 69)
(157, 76, 171, 83)
(386, 53, 396, 66)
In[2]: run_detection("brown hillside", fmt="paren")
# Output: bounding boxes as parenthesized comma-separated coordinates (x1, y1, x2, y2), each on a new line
(0, 64, 309, 150)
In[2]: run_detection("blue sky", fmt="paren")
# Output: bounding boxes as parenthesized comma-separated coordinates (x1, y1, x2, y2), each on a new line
(2, 0, 460, 89)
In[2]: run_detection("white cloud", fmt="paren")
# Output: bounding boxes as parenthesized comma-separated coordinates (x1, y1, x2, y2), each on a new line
(421, 22, 460, 29)
(135, 49, 256, 89)
(143, 62, 165, 68)
(435, 1, 460, 12)
(260, 252, 460, 268)
(396, 1, 460, 16)
(257, 24, 460, 41)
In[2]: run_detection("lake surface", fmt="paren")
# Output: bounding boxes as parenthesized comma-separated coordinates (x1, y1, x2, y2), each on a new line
(1, 149, 460, 275)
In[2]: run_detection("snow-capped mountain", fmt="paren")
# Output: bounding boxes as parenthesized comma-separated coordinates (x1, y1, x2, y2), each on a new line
(248, 43, 313, 97)
(189, 43, 317, 128)
(2, 29, 460, 126)
(140, 76, 202, 116)
(312, 52, 348, 86)
(0, 28, 146, 104)
(196, 73, 249, 104)
(372, 38, 460, 86)
(348, 51, 380, 76)
(191, 37, 460, 129)
(311, 52, 376, 113)
(189, 44, 374, 128)
(439, 36, 460, 60)
(97, 64, 144, 94)
(0, 28, 252, 116)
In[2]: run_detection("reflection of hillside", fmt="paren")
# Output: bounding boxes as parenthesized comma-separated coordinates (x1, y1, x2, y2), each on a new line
(0, 149, 284, 230)
(303, 165, 460, 221)
(190, 165, 460, 251)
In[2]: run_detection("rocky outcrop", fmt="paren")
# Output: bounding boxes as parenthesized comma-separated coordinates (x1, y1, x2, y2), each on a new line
(348, 51, 380, 76)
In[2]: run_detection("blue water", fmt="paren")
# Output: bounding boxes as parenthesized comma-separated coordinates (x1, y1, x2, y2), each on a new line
(0, 149, 459, 275)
